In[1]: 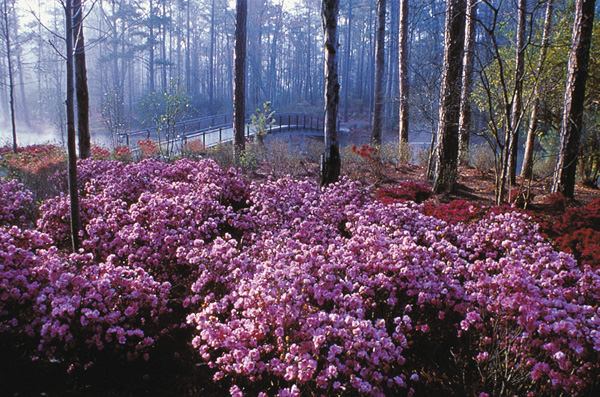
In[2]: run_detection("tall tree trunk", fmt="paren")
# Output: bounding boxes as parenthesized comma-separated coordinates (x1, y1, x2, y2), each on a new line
(73, 0, 90, 159)
(1, 0, 17, 153)
(305, 7, 312, 104)
(458, 0, 477, 165)
(521, 0, 553, 180)
(507, 0, 527, 185)
(385, 0, 399, 124)
(186, 0, 191, 90)
(552, 0, 596, 198)
(65, 0, 82, 252)
(161, 0, 168, 91)
(209, 0, 215, 111)
(371, 0, 386, 146)
(398, 0, 409, 150)
(233, 0, 247, 165)
(432, 0, 466, 194)
(148, 0, 155, 92)
(343, 0, 352, 122)
(321, 0, 341, 186)
(16, 52, 30, 126)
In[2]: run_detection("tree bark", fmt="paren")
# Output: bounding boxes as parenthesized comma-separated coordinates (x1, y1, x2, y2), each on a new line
(233, 0, 247, 165)
(65, 0, 82, 252)
(371, 0, 386, 147)
(398, 0, 409, 149)
(521, 0, 553, 180)
(343, 0, 352, 122)
(209, 0, 215, 111)
(321, 0, 341, 186)
(552, 0, 596, 198)
(507, 0, 527, 185)
(432, 0, 466, 194)
(458, 0, 477, 165)
(385, 0, 399, 123)
(1, 0, 17, 153)
(73, 0, 90, 159)
(148, 0, 156, 93)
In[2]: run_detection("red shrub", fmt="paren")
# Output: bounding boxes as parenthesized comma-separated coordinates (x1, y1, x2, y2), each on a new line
(377, 182, 433, 204)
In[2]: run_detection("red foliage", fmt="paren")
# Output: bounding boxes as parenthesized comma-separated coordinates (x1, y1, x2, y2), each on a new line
(350, 144, 377, 160)
(539, 198, 600, 269)
(377, 182, 433, 204)
(423, 200, 486, 224)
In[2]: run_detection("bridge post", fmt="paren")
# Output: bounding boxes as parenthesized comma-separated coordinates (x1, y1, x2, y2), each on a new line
(219, 128, 222, 143)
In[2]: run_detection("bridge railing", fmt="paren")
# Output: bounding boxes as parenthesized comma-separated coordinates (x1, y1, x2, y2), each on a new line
(118, 113, 323, 155)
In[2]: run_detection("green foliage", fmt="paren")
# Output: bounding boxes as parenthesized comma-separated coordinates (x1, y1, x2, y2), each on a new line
(239, 142, 262, 173)
(250, 101, 276, 145)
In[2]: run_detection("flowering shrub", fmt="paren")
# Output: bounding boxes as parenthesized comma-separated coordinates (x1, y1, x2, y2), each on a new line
(0, 144, 65, 176)
(342, 144, 385, 184)
(113, 146, 133, 163)
(377, 182, 432, 204)
(38, 158, 252, 284)
(137, 139, 159, 158)
(182, 139, 206, 159)
(545, 192, 566, 212)
(0, 178, 34, 227)
(0, 144, 66, 201)
(422, 199, 485, 224)
(90, 145, 112, 161)
(186, 177, 600, 396)
(4, 157, 600, 395)
(547, 198, 600, 269)
(0, 225, 172, 368)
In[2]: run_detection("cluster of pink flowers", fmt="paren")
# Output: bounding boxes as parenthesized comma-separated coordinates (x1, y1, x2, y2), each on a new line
(0, 224, 171, 368)
(186, 175, 600, 396)
(2, 156, 600, 395)
(0, 178, 33, 227)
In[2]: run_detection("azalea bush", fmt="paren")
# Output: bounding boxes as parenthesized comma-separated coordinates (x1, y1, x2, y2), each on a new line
(0, 225, 172, 370)
(2, 155, 600, 396)
(377, 182, 433, 204)
(544, 198, 600, 270)
(186, 177, 600, 396)
(0, 144, 66, 200)
(0, 178, 34, 227)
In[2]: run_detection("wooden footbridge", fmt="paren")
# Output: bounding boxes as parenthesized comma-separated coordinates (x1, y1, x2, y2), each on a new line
(117, 113, 324, 153)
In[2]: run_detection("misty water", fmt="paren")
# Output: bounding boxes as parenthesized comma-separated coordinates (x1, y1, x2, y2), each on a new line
(0, 121, 113, 149)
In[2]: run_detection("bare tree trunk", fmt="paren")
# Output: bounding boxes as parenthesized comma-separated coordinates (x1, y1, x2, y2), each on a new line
(209, 0, 215, 111)
(1, 0, 17, 153)
(73, 0, 90, 159)
(148, 0, 155, 93)
(385, 0, 399, 123)
(65, 0, 82, 252)
(507, 0, 527, 185)
(321, 0, 341, 186)
(458, 0, 477, 165)
(233, 0, 247, 165)
(16, 52, 30, 126)
(521, 0, 553, 180)
(371, 0, 386, 147)
(398, 0, 409, 150)
(552, 0, 596, 198)
(343, 0, 352, 122)
(432, 0, 466, 194)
